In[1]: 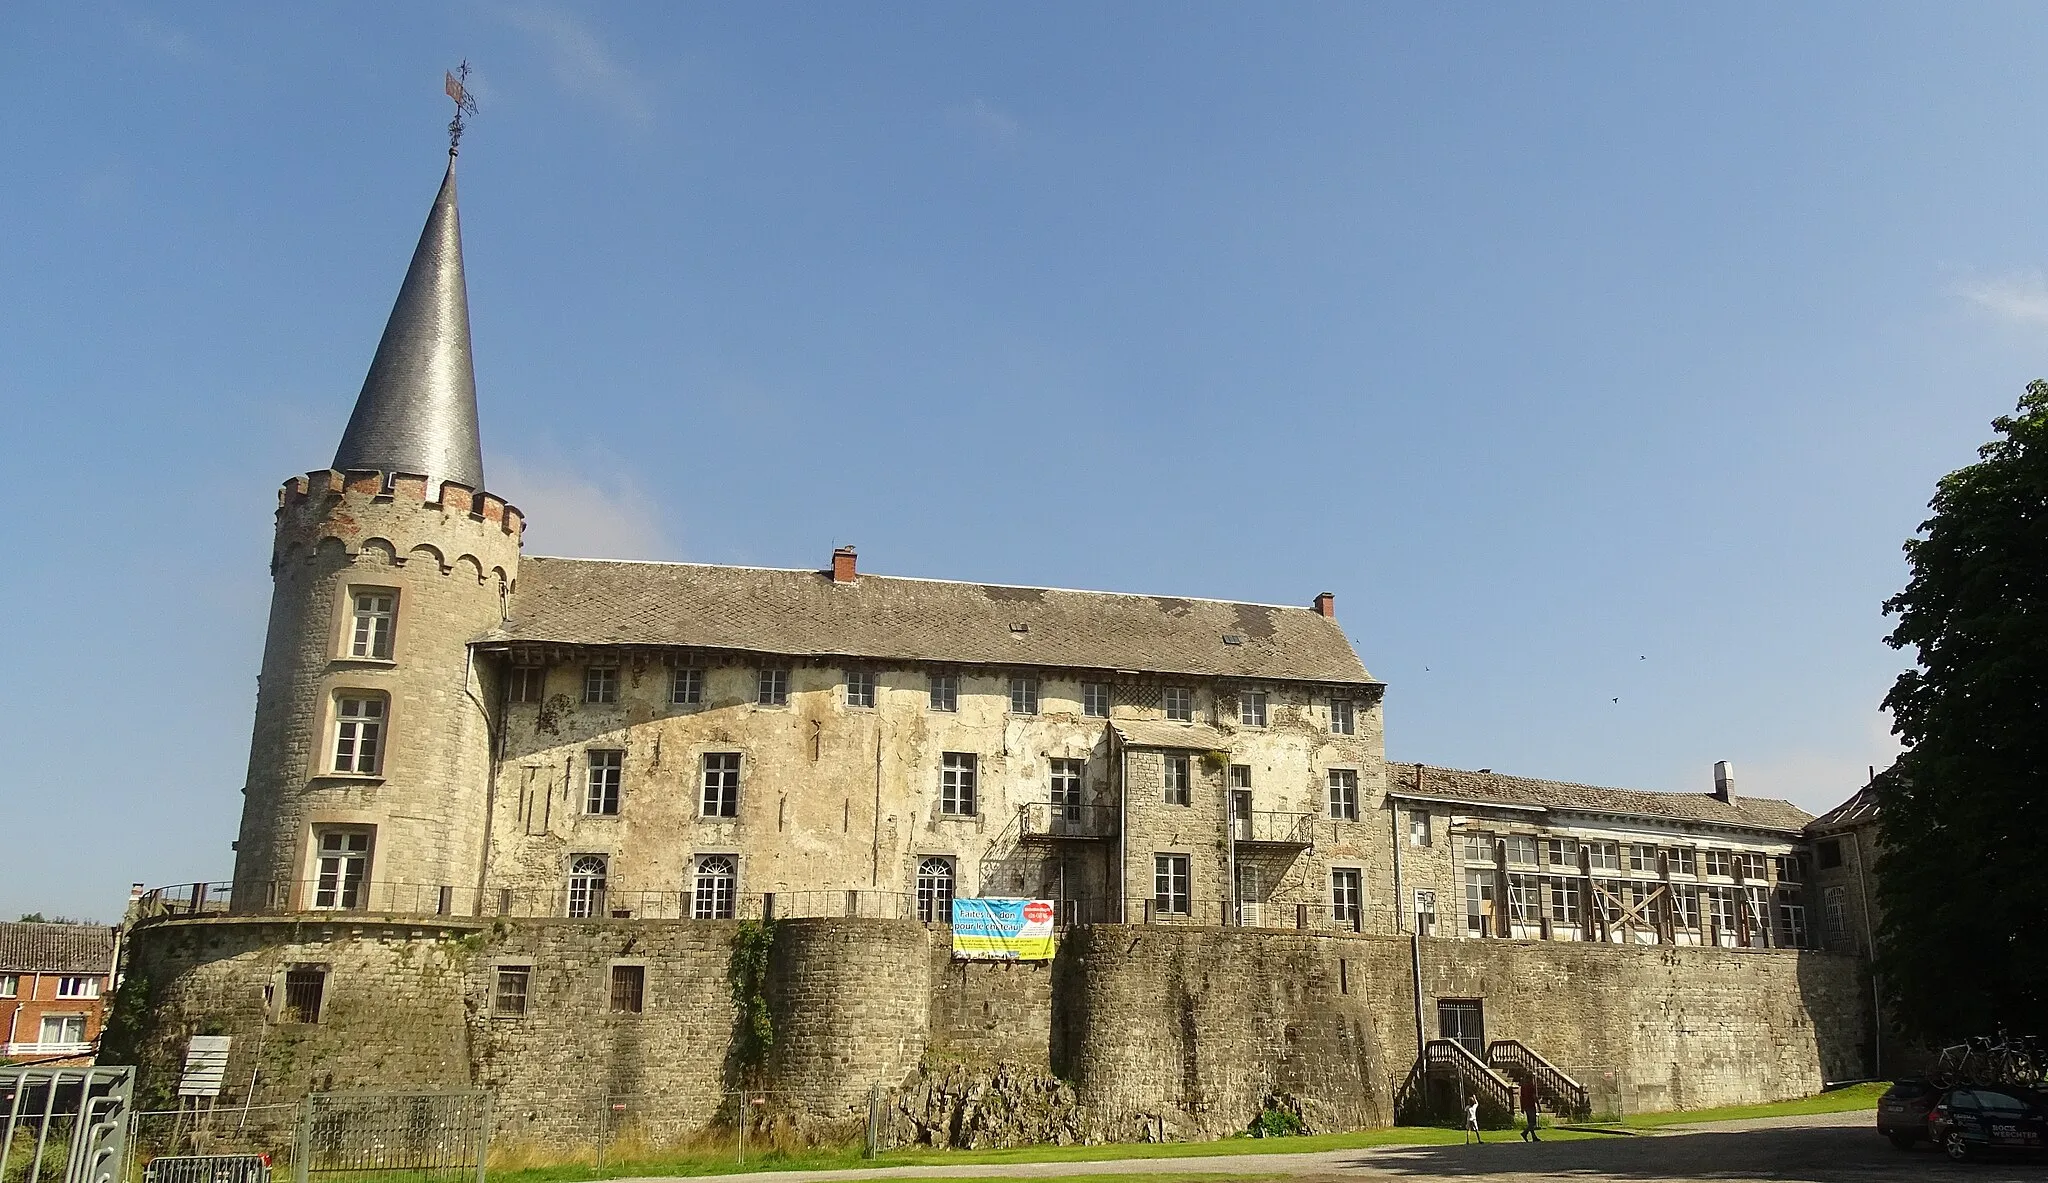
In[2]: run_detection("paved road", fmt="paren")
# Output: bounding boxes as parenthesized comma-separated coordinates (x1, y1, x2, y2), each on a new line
(628, 1111, 2048, 1183)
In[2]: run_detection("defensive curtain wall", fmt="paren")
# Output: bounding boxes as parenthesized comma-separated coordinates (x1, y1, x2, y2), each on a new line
(113, 915, 1870, 1151)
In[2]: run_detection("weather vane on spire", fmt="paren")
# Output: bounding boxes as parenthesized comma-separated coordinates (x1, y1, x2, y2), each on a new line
(445, 60, 478, 156)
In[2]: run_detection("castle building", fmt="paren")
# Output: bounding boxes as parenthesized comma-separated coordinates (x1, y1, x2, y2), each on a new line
(118, 150, 1875, 1146)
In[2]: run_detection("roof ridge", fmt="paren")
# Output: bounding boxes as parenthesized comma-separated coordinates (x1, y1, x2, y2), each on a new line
(1397, 762, 1808, 812)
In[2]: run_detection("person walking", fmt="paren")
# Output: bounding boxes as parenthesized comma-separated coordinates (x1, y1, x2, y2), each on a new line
(1521, 1080, 1541, 1142)
(1464, 1095, 1482, 1144)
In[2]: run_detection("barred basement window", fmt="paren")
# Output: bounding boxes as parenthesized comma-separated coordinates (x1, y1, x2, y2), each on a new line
(585, 750, 623, 815)
(1009, 676, 1039, 715)
(349, 590, 395, 659)
(584, 666, 617, 704)
(1327, 769, 1358, 820)
(1082, 682, 1112, 718)
(928, 672, 958, 712)
(1329, 698, 1355, 735)
(609, 965, 644, 1014)
(940, 753, 978, 815)
(670, 667, 704, 706)
(1163, 687, 1193, 722)
(283, 967, 325, 1023)
(701, 753, 741, 818)
(493, 967, 530, 1015)
(757, 668, 789, 706)
(846, 670, 876, 709)
(1163, 754, 1191, 805)
(510, 667, 545, 704)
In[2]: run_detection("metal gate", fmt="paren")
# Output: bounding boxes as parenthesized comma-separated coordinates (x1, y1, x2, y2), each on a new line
(0, 1066, 133, 1183)
(293, 1093, 488, 1183)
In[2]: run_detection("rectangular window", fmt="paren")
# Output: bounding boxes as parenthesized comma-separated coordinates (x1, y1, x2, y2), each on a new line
(1009, 676, 1039, 715)
(609, 965, 644, 1014)
(701, 753, 741, 818)
(1327, 769, 1359, 820)
(846, 670, 876, 709)
(1464, 833, 1495, 864)
(1229, 764, 1252, 790)
(584, 666, 617, 704)
(1671, 883, 1700, 929)
(757, 668, 789, 706)
(312, 828, 370, 909)
(1238, 690, 1268, 727)
(1775, 854, 1805, 884)
(1409, 809, 1431, 847)
(493, 967, 530, 1015)
(1591, 879, 1623, 926)
(1508, 873, 1538, 924)
(331, 695, 385, 774)
(349, 591, 395, 659)
(1738, 852, 1768, 880)
(1329, 698, 1355, 735)
(1668, 847, 1696, 877)
(1704, 849, 1733, 877)
(1154, 854, 1191, 915)
(1626, 844, 1653, 874)
(1586, 842, 1621, 873)
(0, 976, 15, 999)
(1548, 878, 1580, 925)
(38, 1015, 86, 1045)
(1505, 835, 1539, 866)
(1824, 885, 1848, 944)
(1050, 758, 1085, 814)
(1706, 887, 1737, 934)
(55, 977, 99, 1000)
(1779, 899, 1809, 947)
(1163, 754, 1192, 805)
(1331, 868, 1362, 925)
(1816, 838, 1843, 870)
(1464, 867, 1496, 936)
(585, 750, 623, 815)
(1083, 682, 1112, 717)
(282, 967, 325, 1023)
(510, 667, 545, 704)
(928, 672, 958, 712)
(1546, 837, 1578, 868)
(670, 667, 704, 706)
(1163, 687, 1193, 722)
(941, 753, 978, 815)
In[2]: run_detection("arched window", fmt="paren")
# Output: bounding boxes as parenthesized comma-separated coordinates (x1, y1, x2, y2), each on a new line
(916, 857, 954, 925)
(567, 855, 608, 919)
(693, 856, 737, 920)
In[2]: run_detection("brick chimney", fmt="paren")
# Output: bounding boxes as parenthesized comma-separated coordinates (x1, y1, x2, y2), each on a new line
(1713, 760, 1735, 803)
(1312, 591, 1335, 618)
(831, 546, 858, 583)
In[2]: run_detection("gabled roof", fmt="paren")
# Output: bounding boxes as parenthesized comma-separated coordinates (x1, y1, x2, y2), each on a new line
(1386, 762, 1814, 835)
(501, 558, 1377, 685)
(0, 922, 116, 975)
(1806, 784, 1881, 834)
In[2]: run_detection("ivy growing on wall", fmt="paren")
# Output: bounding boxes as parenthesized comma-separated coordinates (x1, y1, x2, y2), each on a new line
(728, 920, 777, 1081)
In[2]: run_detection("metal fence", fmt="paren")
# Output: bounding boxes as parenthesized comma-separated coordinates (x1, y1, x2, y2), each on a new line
(127, 1105, 298, 1182)
(296, 1093, 488, 1183)
(1, 1066, 132, 1183)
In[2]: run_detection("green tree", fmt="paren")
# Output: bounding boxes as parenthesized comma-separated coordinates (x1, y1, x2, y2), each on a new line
(1878, 380, 2048, 1039)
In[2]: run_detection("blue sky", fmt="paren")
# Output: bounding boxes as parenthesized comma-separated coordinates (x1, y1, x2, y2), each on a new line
(4, 4, 2046, 920)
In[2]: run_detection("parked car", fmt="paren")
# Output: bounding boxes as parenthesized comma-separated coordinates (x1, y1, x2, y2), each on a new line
(1927, 1085, 2048, 1161)
(1878, 1078, 1939, 1149)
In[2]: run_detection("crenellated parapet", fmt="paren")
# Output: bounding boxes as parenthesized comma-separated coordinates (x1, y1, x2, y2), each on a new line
(273, 469, 522, 586)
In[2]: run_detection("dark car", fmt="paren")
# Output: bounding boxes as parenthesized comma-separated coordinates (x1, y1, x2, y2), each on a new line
(1878, 1078, 1940, 1148)
(1927, 1085, 2048, 1161)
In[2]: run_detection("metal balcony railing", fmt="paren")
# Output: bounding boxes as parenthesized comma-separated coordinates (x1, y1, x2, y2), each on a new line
(1229, 810, 1315, 847)
(1017, 802, 1118, 840)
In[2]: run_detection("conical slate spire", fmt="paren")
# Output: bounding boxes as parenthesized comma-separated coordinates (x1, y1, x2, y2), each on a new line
(332, 157, 485, 492)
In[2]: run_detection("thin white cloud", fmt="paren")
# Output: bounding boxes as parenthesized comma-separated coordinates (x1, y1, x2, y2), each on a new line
(947, 97, 1021, 152)
(493, 455, 676, 561)
(1957, 270, 2048, 329)
(119, 11, 204, 61)
(502, 4, 653, 127)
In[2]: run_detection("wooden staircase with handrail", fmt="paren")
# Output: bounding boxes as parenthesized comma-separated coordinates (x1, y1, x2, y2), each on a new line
(1395, 1039, 1518, 1123)
(1486, 1039, 1590, 1120)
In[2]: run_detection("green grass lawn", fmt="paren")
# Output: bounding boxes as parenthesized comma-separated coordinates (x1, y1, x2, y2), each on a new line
(486, 1082, 1888, 1183)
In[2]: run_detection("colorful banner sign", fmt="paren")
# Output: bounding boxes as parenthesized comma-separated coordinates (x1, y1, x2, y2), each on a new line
(951, 897, 1058, 961)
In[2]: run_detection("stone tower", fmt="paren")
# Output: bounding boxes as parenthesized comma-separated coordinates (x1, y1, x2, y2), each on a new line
(230, 154, 521, 915)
